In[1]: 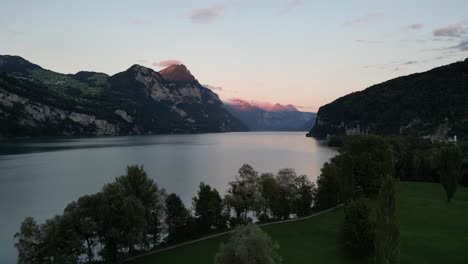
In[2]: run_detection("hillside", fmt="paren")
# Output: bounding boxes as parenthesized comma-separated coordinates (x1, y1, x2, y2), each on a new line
(308, 58, 468, 139)
(129, 182, 468, 264)
(0, 55, 247, 137)
(225, 99, 316, 131)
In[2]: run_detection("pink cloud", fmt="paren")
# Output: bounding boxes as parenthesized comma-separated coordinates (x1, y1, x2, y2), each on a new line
(278, 0, 304, 15)
(433, 20, 468, 37)
(152, 60, 183, 67)
(406, 23, 423, 30)
(344, 12, 384, 27)
(190, 4, 225, 23)
(433, 26, 462, 37)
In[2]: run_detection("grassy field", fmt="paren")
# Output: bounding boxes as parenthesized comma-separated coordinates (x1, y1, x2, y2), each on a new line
(129, 182, 468, 264)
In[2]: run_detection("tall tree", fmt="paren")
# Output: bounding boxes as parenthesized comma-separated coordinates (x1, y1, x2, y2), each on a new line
(193, 182, 226, 233)
(165, 193, 190, 243)
(225, 164, 261, 224)
(214, 224, 282, 264)
(375, 175, 400, 264)
(15, 217, 43, 264)
(294, 175, 316, 217)
(259, 173, 278, 221)
(434, 145, 462, 202)
(343, 136, 394, 196)
(341, 198, 375, 258)
(271, 169, 297, 220)
(314, 162, 341, 210)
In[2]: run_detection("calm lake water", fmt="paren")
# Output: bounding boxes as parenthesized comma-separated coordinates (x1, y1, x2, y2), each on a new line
(0, 132, 336, 263)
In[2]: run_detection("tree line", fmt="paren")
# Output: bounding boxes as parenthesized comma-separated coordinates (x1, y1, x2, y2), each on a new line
(15, 164, 316, 264)
(317, 135, 464, 263)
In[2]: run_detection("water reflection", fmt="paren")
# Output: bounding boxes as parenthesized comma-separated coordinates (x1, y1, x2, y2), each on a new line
(0, 132, 336, 263)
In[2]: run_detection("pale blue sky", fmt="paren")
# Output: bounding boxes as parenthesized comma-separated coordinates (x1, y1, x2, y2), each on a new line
(1, 0, 468, 110)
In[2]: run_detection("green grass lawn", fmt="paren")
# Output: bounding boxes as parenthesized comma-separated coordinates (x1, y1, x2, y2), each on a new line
(129, 182, 468, 264)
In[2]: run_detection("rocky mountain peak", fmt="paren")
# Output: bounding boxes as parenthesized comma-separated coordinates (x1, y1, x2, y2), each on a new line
(159, 64, 197, 83)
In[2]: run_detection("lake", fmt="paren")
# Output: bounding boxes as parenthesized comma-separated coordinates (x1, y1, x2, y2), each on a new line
(0, 132, 336, 263)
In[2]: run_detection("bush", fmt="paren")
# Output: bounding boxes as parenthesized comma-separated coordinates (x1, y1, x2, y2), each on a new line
(214, 224, 282, 264)
(341, 198, 375, 258)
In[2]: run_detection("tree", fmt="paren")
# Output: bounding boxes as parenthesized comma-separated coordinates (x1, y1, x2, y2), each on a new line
(434, 145, 462, 202)
(225, 164, 261, 224)
(165, 193, 190, 243)
(40, 214, 84, 263)
(270, 169, 297, 219)
(314, 162, 341, 210)
(98, 182, 145, 262)
(334, 154, 355, 204)
(375, 175, 400, 264)
(146, 188, 167, 249)
(193, 183, 226, 233)
(341, 198, 375, 258)
(259, 173, 278, 221)
(342, 136, 394, 196)
(294, 175, 316, 217)
(214, 224, 282, 264)
(64, 195, 100, 262)
(15, 217, 43, 264)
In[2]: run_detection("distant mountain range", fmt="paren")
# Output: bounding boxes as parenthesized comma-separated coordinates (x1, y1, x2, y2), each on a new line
(225, 99, 316, 131)
(0, 55, 248, 138)
(308, 58, 468, 140)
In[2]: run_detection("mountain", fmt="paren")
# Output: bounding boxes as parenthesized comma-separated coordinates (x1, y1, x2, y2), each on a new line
(0, 55, 247, 138)
(225, 99, 316, 131)
(308, 58, 468, 140)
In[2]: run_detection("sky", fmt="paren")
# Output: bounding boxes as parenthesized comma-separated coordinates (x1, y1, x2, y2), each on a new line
(1, 0, 468, 111)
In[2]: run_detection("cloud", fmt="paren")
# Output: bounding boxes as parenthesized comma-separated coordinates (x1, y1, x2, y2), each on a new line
(203, 84, 223, 91)
(152, 60, 183, 67)
(129, 18, 151, 25)
(190, 3, 225, 24)
(433, 20, 468, 51)
(434, 26, 464, 37)
(452, 39, 468, 51)
(136, 59, 149, 64)
(343, 12, 384, 27)
(364, 55, 461, 71)
(355, 39, 383, 44)
(405, 23, 423, 30)
(433, 20, 468, 37)
(278, 0, 304, 15)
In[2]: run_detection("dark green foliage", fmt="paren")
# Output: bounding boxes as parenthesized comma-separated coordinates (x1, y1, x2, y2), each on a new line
(375, 175, 400, 264)
(270, 169, 298, 220)
(434, 145, 463, 202)
(341, 198, 375, 258)
(341, 136, 394, 196)
(310, 59, 468, 139)
(165, 193, 190, 244)
(293, 175, 316, 217)
(314, 161, 341, 209)
(214, 224, 282, 264)
(258, 173, 278, 221)
(193, 183, 227, 233)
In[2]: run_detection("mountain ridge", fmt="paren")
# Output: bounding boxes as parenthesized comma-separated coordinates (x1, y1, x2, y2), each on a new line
(0, 55, 248, 138)
(308, 58, 468, 140)
(225, 99, 316, 131)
